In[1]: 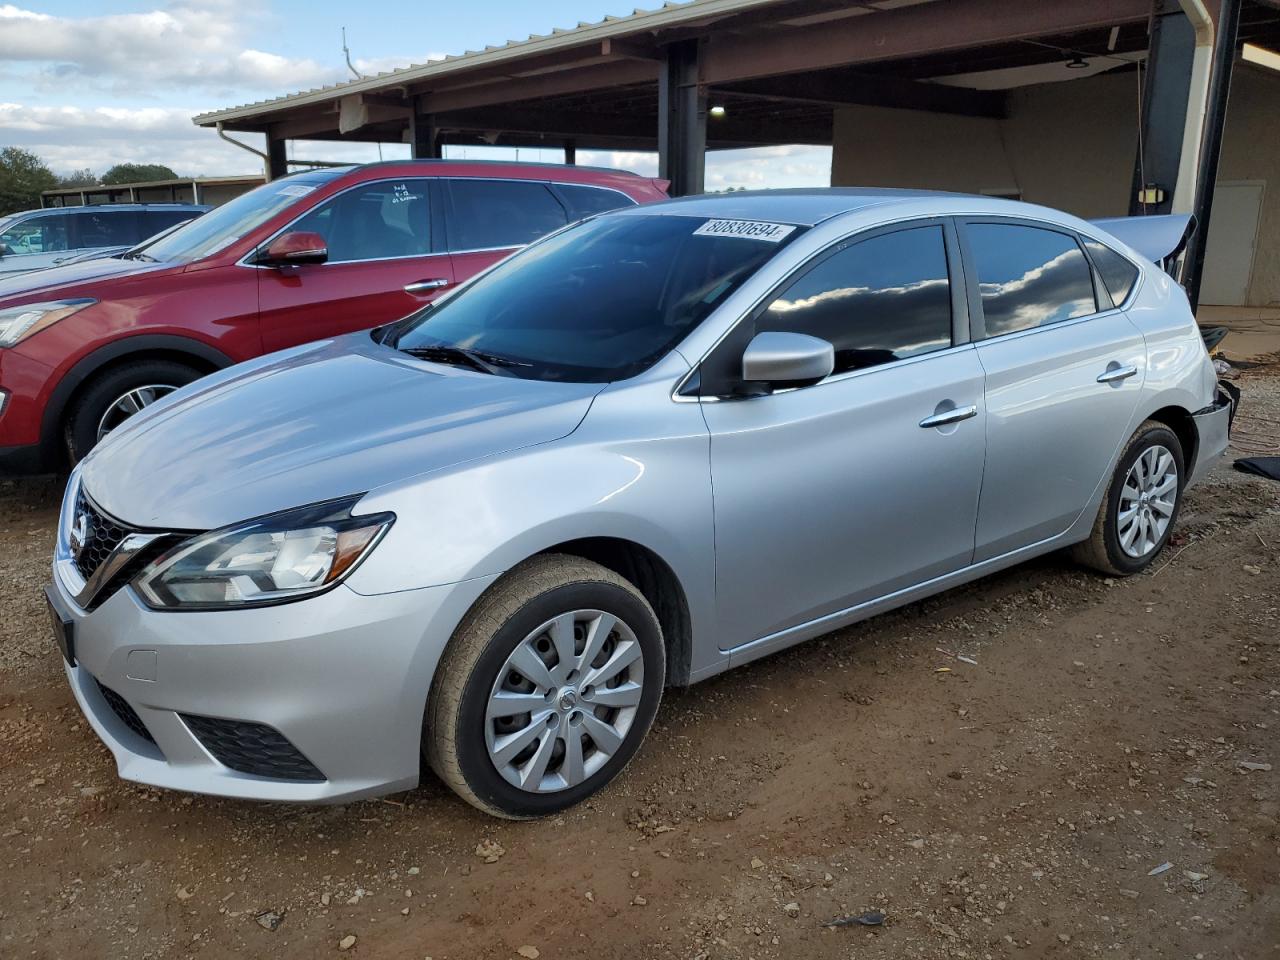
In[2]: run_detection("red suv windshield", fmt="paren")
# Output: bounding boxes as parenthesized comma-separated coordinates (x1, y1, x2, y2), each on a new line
(141, 168, 349, 265)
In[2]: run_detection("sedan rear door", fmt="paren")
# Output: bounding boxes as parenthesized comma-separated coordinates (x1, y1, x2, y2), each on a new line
(699, 221, 987, 655)
(959, 218, 1146, 561)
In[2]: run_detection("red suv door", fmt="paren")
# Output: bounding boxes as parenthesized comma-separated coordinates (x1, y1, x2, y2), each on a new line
(255, 178, 455, 352)
(442, 177, 571, 280)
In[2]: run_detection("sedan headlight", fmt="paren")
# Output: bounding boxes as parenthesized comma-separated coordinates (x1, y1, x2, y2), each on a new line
(135, 496, 394, 610)
(0, 299, 96, 347)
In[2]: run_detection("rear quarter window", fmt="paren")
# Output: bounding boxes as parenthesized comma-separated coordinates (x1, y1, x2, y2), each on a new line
(1083, 239, 1141, 306)
(553, 184, 636, 221)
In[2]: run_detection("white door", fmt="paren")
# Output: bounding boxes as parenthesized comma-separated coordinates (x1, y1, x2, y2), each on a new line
(1200, 181, 1264, 306)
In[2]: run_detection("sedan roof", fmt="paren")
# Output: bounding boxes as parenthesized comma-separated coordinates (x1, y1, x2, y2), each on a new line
(618, 187, 969, 227)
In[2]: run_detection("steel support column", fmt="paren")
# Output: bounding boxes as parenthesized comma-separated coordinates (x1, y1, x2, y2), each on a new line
(1129, 2, 1197, 214)
(1131, 2, 1198, 213)
(1185, 0, 1242, 311)
(564, 138, 577, 165)
(410, 106, 442, 159)
(265, 134, 288, 181)
(658, 40, 706, 197)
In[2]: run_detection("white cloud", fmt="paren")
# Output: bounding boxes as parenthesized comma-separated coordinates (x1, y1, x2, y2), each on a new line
(0, 1, 433, 96)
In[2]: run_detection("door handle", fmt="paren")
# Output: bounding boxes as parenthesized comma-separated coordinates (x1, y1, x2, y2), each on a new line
(1096, 363, 1138, 384)
(404, 278, 449, 294)
(919, 404, 978, 429)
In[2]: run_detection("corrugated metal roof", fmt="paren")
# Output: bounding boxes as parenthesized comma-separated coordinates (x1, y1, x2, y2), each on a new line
(192, 0, 781, 127)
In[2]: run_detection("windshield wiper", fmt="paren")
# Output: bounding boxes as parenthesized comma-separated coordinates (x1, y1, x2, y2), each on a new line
(401, 344, 510, 376)
(121, 249, 157, 262)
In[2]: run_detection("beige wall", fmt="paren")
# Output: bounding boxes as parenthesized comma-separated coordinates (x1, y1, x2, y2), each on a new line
(1215, 64, 1280, 307)
(831, 66, 1280, 306)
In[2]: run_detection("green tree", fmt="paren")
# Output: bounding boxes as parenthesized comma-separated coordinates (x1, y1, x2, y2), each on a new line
(57, 168, 98, 188)
(101, 163, 179, 185)
(0, 147, 57, 216)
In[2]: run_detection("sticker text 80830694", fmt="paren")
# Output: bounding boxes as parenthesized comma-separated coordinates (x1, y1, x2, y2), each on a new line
(692, 219, 797, 242)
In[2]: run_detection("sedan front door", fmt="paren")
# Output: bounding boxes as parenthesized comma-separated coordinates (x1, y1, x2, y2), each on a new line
(959, 219, 1146, 561)
(698, 222, 987, 654)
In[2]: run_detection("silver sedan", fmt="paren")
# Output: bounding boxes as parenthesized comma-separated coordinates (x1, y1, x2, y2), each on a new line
(48, 190, 1233, 817)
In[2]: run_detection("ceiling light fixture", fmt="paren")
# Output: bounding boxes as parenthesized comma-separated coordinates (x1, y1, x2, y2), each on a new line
(709, 104, 727, 118)
(1242, 42, 1280, 73)
(1066, 56, 1089, 69)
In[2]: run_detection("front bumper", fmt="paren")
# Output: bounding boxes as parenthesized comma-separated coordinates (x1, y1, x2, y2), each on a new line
(50, 569, 496, 803)
(1187, 381, 1237, 487)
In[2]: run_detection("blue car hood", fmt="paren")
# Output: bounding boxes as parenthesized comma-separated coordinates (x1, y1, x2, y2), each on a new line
(79, 335, 602, 530)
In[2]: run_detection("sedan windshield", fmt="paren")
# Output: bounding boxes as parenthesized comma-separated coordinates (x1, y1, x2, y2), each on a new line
(392, 213, 803, 382)
(141, 168, 349, 264)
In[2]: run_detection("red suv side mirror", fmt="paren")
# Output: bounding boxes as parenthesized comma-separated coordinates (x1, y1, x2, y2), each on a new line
(258, 231, 328, 267)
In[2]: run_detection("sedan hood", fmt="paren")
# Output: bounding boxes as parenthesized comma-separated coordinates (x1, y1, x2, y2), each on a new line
(0, 255, 171, 304)
(80, 335, 603, 530)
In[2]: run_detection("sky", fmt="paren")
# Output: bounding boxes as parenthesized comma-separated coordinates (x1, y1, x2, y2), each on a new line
(0, 0, 831, 189)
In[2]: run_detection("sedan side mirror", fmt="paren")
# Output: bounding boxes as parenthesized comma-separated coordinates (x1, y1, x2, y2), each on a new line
(257, 231, 328, 267)
(0, 242, 11, 257)
(741, 331, 835, 388)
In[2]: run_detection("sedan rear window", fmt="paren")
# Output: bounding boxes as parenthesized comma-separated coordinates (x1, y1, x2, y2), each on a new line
(967, 223, 1097, 337)
(392, 213, 803, 383)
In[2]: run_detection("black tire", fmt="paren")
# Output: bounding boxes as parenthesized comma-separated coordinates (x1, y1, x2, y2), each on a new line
(65, 360, 202, 463)
(426, 554, 665, 819)
(1071, 419, 1185, 576)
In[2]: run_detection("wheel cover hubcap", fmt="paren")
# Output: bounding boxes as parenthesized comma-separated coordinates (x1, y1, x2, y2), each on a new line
(485, 609, 644, 794)
(1117, 444, 1178, 559)
(95, 384, 179, 442)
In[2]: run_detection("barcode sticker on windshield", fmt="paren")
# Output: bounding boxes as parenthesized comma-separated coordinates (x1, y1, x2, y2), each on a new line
(277, 184, 316, 198)
(693, 219, 796, 242)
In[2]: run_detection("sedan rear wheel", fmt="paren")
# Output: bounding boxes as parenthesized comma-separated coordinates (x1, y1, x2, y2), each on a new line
(426, 554, 664, 819)
(1072, 420, 1185, 576)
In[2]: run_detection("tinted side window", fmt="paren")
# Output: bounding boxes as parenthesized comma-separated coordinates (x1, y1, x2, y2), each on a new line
(73, 210, 140, 248)
(0, 214, 70, 255)
(1084, 239, 1140, 306)
(291, 180, 430, 263)
(759, 226, 953, 375)
(555, 184, 635, 221)
(967, 223, 1096, 337)
(144, 210, 200, 235)
(447, 180, 567, 250)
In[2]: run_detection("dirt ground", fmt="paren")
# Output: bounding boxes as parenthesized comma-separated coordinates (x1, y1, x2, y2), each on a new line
(2, 367, 1278, 960)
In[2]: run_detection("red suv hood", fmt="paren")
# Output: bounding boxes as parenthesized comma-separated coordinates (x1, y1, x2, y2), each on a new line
(0, 256, 175, 306)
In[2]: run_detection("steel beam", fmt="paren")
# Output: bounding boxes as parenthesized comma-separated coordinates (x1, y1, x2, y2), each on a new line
(419, 60, 655, 114)
(1129, 4, 1197, 215)
(701, 0, 1151, 84)
(658, 40, 706, 196)
(1185, 0, 1243, 310)
(716, 71, 1007, 118)
(409, 107, 442, 158)
(265, 133, 288, 181)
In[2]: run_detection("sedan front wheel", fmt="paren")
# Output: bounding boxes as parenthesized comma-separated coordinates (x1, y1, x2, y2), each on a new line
(426, 554, 665, 818)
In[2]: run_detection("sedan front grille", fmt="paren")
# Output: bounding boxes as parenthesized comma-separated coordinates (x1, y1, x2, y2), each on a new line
(95, 679, 156, 745)
(68, 488, 182, 610)
(181, 714, 326, 782)
(72, 488, 127, 583)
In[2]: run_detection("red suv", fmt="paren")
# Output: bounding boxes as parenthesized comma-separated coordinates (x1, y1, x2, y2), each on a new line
(0, 160, 668, 472)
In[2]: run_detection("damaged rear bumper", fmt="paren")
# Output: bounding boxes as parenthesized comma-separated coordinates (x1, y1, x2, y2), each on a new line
(1188, 381, 1238, 487)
